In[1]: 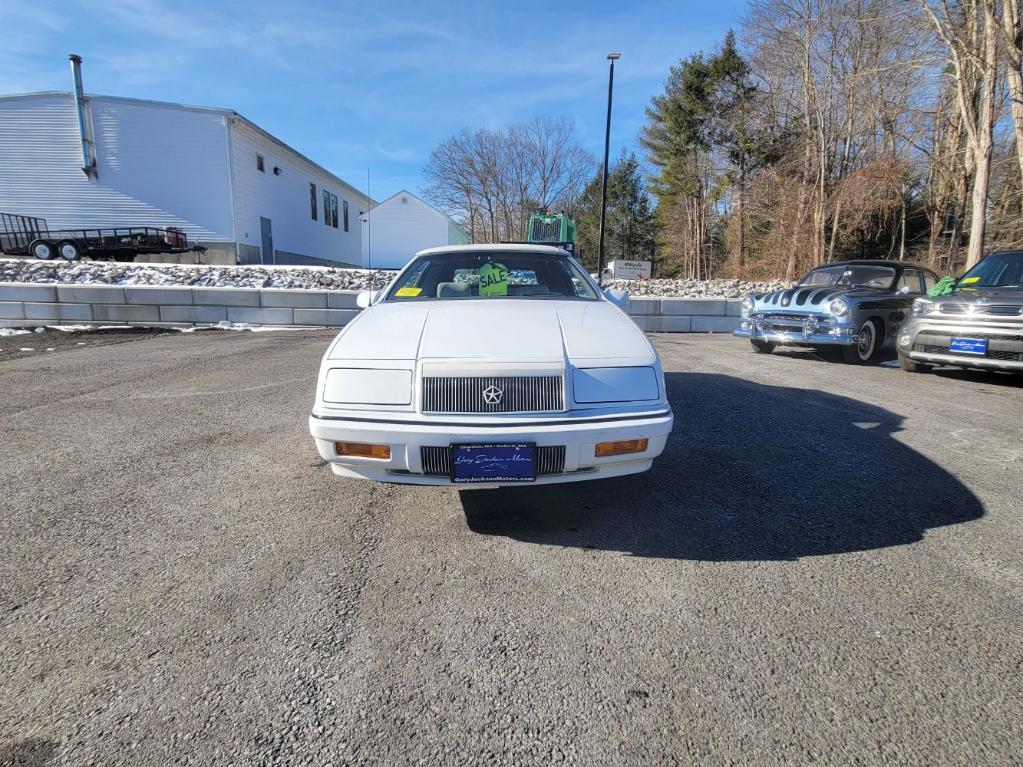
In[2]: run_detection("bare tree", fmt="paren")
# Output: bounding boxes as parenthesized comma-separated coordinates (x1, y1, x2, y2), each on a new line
(998, 0, 1023, 196)
(423, 118, 594, 243)
(920, 0, 1001, 269)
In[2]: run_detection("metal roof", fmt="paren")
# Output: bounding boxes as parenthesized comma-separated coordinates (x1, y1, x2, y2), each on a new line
(0, 90, 372, 204)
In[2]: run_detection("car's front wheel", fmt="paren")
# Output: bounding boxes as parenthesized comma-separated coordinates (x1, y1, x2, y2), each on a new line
(898, 354, 931, 374)
(842, 319, 882, 364)
(751, 340, 775, 354)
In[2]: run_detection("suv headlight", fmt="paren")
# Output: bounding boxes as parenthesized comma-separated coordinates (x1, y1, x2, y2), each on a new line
(912, 298, 934, 316)
(740, 294, 755, 316)
(829, 298, 849, 317)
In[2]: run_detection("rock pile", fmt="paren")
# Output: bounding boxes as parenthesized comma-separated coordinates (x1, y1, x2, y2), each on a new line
(602, 277, 790, 298)
(0, 259, 395, 291)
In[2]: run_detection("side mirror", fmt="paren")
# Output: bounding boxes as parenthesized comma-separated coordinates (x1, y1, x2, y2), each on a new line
(356, 290, 377, 309)
(603, 287, 629, 308)
(897, 285, 911, 295)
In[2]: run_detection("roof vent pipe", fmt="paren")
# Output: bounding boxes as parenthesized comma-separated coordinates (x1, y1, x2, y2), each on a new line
(69, 54, 97, 177)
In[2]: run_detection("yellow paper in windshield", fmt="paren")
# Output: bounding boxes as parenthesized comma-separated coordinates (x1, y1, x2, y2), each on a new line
(479, 262, 509, 297)
(396, 287, 422, 296)
(959, 277, 980, 284)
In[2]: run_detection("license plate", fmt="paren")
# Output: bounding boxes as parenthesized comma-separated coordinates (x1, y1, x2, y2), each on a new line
(949, 337, 987, 355)
(451, 443, 535, 483)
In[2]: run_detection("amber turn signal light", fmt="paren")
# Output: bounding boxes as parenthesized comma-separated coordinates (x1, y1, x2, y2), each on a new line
(335, 442, 391, 459)
(594, 438, 648, 457)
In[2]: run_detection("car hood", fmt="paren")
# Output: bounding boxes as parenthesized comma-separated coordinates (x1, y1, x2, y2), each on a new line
(753, 285, 888, 313)
(328, 299, 655, 366)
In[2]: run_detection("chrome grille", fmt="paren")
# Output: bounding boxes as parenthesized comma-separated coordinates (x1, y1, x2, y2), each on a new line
(939, 303, 1023, 317)
(917, 330, 1023, 343)
(421, 446, 451, 476)
(760, 313, 814, 321)
(535, 445, 567, 474)
(421, 376, 563, 413)
(420, 445, 566, 477)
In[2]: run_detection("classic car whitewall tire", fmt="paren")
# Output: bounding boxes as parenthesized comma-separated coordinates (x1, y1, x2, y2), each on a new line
(842, 318, 881, 364)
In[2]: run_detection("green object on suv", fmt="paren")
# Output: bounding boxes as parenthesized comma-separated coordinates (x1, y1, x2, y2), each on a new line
(927, 276, 957, 297)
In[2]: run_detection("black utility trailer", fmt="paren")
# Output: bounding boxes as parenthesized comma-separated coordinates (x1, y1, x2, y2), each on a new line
(0, 211, 205, 262)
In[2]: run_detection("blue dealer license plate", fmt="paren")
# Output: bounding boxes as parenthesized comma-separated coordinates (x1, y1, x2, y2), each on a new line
(950, 337, 987, 355)
(451, 443, 535, 483)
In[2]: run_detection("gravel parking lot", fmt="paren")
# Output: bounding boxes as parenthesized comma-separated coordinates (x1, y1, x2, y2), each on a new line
(1, 330, 1020, 766)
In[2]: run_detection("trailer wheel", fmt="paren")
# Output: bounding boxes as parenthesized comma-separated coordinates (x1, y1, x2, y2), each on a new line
(57, 240, 82, 262)
(29, 239, 55, 260)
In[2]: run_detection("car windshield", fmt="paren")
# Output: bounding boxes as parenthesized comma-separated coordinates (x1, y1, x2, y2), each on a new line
(799, 264, 896, 289)
(383, 251, 599, 301)
(957, 252, 1023, 289)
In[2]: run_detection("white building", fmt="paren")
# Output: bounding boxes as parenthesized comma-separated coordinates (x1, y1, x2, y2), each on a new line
(361, 190, 469, 270)
(0, 63, 370, 266)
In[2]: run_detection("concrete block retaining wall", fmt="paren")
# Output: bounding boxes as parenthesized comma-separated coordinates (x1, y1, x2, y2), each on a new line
(0, 283, 742, 333)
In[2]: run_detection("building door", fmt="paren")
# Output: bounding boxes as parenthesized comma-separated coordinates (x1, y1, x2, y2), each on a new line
(260, 217, 274, 265)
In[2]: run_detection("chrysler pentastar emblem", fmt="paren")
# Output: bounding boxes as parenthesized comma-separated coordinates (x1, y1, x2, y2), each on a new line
(482, 385, 503, 405)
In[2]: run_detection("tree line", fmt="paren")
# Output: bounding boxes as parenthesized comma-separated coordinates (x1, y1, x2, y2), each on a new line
(424, 0, 1023, 280)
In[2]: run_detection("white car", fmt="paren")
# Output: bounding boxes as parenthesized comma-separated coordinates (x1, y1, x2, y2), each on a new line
(308, 244, 673, 486)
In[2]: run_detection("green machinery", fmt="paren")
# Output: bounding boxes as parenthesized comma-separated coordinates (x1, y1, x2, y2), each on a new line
(526, 213, 576, 258)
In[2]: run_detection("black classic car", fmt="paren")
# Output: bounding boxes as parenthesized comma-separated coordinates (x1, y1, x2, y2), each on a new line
(734, 259, 940, 364)
(897, 250, 1023, 375)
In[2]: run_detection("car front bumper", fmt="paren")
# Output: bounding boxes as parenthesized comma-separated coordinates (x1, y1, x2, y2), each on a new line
(308, 409, 674, 486)
(897, 317, 1023, 373)
(733, 316, 860, 346)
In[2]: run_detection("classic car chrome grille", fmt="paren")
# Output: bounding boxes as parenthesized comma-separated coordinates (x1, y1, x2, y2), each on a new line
(760, 313, 812, 322)
(421, 376, 563, 413)
(420, 445, 566, 476)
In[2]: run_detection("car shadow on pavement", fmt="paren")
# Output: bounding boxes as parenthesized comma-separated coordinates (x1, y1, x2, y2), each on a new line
(460, 373, 984, 561)
(928, 367, 1023, 388)
(0, 738, 57, 767)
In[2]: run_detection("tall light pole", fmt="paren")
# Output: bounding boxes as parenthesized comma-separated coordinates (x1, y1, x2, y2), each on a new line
(597, 52, 620, 287)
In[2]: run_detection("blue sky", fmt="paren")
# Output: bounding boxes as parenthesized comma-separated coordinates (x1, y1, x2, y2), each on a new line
(1, 0, 747, 200)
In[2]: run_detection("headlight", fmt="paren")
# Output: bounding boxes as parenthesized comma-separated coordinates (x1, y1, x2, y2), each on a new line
(912, 298, 934, 316)
(740, 294, 755, 316)
(573, 366, 659, 403)
(322, 368, 412, 405)
(829, 298, 849, 317)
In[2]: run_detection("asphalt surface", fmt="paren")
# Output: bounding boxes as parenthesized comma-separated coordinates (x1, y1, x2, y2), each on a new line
(1, 329, 1020, 766)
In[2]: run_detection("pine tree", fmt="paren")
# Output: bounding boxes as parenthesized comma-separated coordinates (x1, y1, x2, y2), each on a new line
(574, 151, 657, 273)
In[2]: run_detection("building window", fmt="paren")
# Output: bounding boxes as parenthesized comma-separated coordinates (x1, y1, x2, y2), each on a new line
(343, 200, 349, 232)
(401, 195, 408, 204)
(323, 190, 331, 227)
(256, 154, 265, 173)
(310, 183, 317, 220)
(331, 193, 339, 228)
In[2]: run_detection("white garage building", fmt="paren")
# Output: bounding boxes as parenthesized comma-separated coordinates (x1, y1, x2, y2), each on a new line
(361, 190, 469, 270)
(0, 59, 370, 266)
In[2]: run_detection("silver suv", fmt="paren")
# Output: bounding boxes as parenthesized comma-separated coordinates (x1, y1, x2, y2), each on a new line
(897, 250, 1023, 375)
